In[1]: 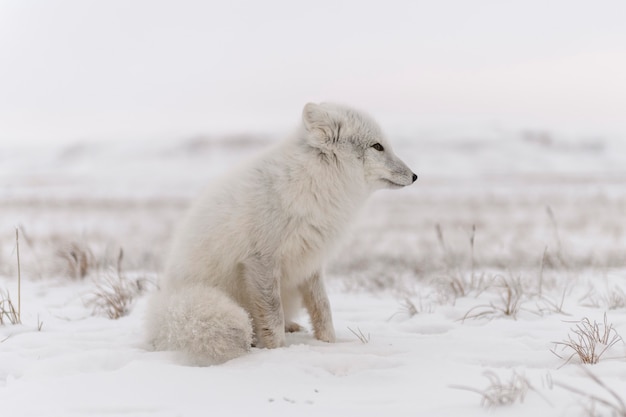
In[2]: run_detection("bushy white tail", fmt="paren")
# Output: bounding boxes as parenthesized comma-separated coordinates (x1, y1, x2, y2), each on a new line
(145, 285, 253, 366)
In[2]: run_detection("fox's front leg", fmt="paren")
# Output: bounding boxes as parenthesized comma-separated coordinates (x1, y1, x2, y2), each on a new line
(242, 256, 285, 348)
(300, 271, 335, 343)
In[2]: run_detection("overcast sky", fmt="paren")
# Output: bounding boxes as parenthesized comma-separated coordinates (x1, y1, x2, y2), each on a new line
(1, 0, 625, 144)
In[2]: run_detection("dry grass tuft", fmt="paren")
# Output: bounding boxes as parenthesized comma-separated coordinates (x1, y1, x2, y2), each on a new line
(15, 228, 21, 323)
(439, 271, 488, 301)
(582, 285, 626, 310)
(388, 298, 419, 321)
(1, 228, 23, 326)
(88, 273, 136, 319)
(56, 241, 95, 280)
(434, 224, 491, 301)
(348, 326, 371, 344)
(0, 289, 20, 325)
(389, 297, 434, 321)
(462, 275, 525, 321)
(399, 297, 420, 317)
(546, 206, 569, 269)
(552, 313, 623, 366)
(85, 249, 148, 319)
(535, 289, 570, 316)
(601, 286, 626, 310)
(451, 370, 538, 408)
(555, 367, 626, 417)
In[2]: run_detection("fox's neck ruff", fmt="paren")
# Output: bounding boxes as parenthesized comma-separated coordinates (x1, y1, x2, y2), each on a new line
(286, 141, 370, 233)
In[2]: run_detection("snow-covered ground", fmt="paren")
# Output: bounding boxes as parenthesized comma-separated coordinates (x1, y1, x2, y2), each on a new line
(1, 130, 626, 416)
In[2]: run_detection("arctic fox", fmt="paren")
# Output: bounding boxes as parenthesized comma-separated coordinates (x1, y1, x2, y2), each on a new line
(146, 103, 417, 365)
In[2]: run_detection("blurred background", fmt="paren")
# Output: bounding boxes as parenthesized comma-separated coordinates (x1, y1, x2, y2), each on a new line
(1, 0, 625, 279)
(1, 0, 626, 144)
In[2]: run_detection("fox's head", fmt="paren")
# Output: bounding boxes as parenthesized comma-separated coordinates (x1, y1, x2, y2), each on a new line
(302, 102, 417, 191)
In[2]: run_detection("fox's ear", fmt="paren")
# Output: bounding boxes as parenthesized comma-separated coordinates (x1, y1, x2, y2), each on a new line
(302, 103, 325, 132)
(302, 102, 341, 148)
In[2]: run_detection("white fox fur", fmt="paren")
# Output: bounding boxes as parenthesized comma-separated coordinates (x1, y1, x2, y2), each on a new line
(145, 102, 417, 365)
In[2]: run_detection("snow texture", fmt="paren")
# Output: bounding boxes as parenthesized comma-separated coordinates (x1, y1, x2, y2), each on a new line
(1, 132, 626, 416)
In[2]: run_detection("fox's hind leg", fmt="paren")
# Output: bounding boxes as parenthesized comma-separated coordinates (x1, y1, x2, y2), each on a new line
(241, 256, 286, 349)
(299, 271, 335, 343)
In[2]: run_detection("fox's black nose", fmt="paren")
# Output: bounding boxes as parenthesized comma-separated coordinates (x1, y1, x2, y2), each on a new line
(412, 173, 418, 182)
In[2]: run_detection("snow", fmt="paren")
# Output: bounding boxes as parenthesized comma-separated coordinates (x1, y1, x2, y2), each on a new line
(1, 132, 626, 416)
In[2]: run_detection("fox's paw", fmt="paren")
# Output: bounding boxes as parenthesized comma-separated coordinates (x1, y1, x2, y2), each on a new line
(285, 321, 304, 333)
(256, 325, 286, 349)
(314, 326, 336, 343)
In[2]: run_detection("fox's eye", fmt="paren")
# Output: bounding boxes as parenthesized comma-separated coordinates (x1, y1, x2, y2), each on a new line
(371, 143, 384, 152)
